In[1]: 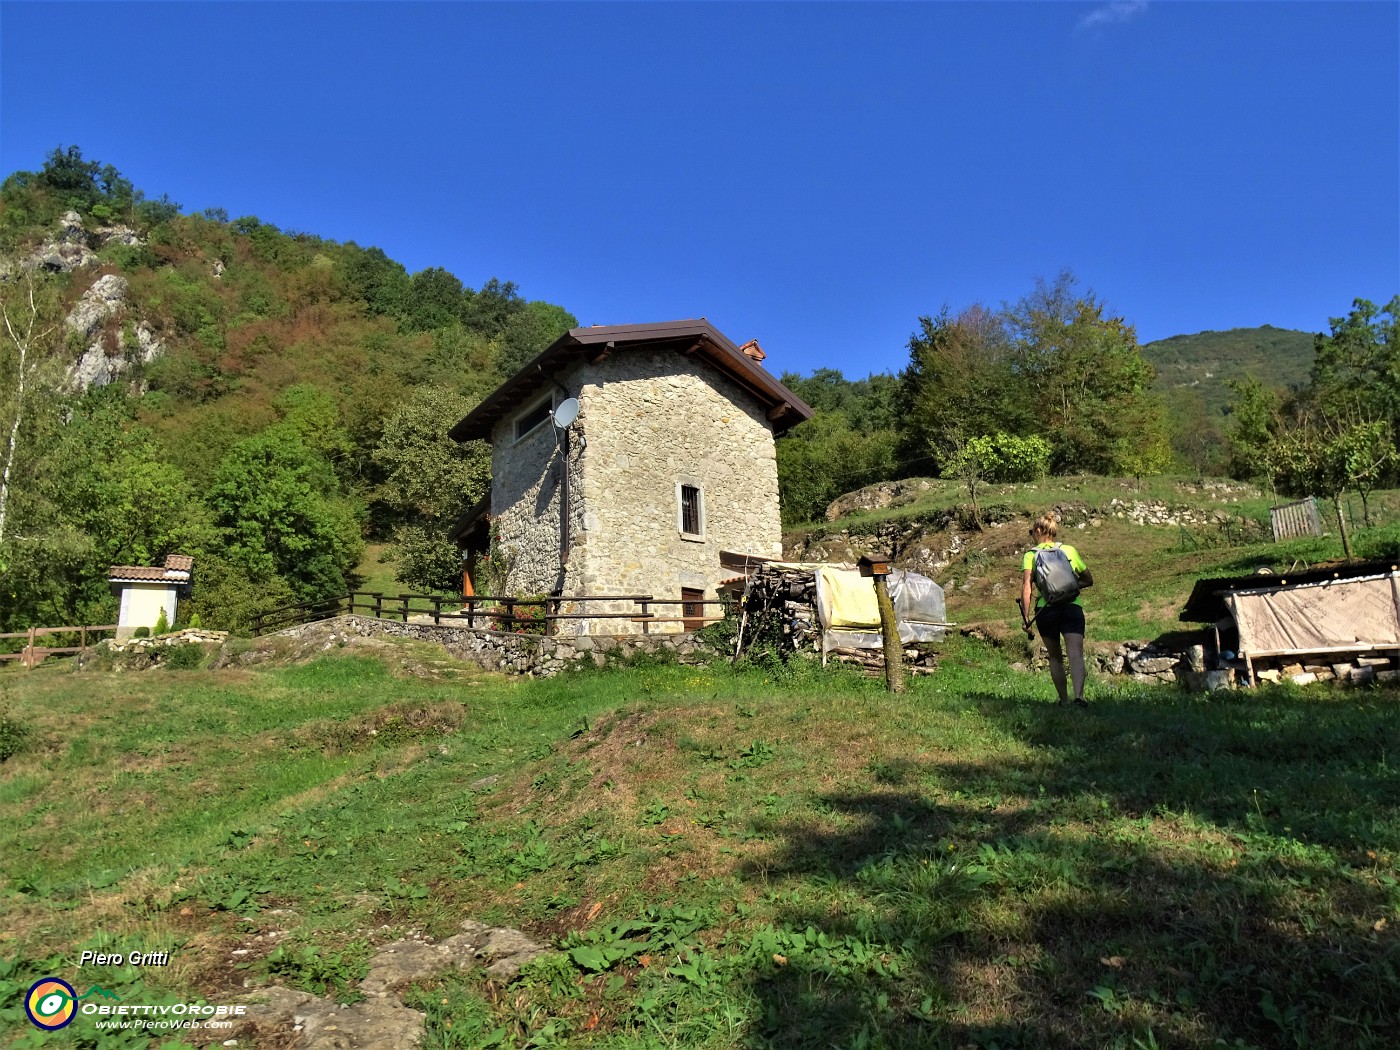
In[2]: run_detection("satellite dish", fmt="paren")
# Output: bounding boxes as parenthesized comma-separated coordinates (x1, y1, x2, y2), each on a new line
(552, 398, 580, 428)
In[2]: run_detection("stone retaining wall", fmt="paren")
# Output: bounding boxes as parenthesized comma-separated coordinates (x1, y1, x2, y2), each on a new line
(273, 615, 713, 677)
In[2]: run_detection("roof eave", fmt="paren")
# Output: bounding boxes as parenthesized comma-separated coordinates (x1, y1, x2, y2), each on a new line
(448, 320, 814, 442)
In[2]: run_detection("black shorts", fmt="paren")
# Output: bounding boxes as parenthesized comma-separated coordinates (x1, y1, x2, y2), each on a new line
(1035, 602, 1085, 640)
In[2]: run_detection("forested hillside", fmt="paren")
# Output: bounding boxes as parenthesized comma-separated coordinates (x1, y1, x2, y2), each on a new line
(1142, 325, 1316, 471)
(0, 147, 573, 633)
(776, 278, 1175, 524)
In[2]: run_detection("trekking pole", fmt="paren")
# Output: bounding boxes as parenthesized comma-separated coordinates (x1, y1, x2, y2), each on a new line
(1015, 597, 1034, 638)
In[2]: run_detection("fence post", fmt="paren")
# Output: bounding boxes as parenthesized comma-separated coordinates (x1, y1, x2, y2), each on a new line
(24, 626, 37, 669)
(372, 593, 383, 619)
(504, 598, 515, 632)
(432, 596, 442, 626)
(467, 597, 475, 629)
(639, 598, 650, 635)
(400, 595, 410, 622)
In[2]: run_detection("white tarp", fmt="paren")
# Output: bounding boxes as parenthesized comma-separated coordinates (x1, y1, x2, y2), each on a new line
(1228, 573, 1400, 657)
(815, 567, 947, 651)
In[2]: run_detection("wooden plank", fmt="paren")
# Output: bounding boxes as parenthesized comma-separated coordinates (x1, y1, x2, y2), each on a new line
(1242, 642, 1400, 659)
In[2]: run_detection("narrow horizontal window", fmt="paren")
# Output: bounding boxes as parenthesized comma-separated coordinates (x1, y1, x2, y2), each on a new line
(514, 400, 552, 441)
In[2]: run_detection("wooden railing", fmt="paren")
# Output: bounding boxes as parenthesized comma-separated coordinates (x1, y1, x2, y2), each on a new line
(0, 624, 119, 669)
(251, 592, 731, 637)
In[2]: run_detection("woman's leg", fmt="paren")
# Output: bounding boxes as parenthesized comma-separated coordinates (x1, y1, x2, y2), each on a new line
(1065, 632, 1086, 702)
(1040, 630, 1070, 703)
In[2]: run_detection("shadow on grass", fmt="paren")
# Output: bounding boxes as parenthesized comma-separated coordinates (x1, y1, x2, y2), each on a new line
(738, 689, 1400, 1049)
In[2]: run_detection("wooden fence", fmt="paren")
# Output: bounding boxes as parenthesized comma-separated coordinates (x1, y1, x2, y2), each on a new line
(251, 592, 730, 638)
(0, 624, 119, 669)
(1271, 497, 1323, 542)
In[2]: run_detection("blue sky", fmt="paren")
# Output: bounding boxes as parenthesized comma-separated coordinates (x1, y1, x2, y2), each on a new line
(2, 1, 1396, 379)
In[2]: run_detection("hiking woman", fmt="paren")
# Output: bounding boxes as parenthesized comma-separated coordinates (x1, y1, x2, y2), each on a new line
(1020, 513, 1093, 707)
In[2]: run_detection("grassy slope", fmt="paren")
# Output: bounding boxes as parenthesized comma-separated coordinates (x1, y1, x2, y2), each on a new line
(2, 640, 1398, 1049)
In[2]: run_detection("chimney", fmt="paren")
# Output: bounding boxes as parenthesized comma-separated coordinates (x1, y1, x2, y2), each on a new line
(738, 339, 766, 362)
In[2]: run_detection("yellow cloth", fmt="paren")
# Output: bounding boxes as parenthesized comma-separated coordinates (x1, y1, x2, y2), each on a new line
(817, 566, 881, 629)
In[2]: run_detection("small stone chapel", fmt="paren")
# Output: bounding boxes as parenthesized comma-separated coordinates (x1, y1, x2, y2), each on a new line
(448, 319, 813, 633)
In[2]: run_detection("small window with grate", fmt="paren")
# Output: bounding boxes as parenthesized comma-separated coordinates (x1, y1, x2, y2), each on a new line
(514, 399, 552, 441)
(678, 483, 704, 538)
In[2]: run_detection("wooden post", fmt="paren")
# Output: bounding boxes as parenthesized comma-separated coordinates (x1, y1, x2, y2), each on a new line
(859, 555, 904, 694)
(639, 598, 650, 635)
(400, 594, 410, 622)
(24, 626, 37, 670)
(504, 598, 516, 632)
(372, 593, 383, 619)
(872, 575, 905, 694)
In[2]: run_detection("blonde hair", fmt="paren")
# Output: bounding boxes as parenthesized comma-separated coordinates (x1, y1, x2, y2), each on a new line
(1030, 513, 1058, 540)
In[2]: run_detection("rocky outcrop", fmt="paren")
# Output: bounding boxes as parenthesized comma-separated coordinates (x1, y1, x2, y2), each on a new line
(66, 272, 128, 338)
(0, 210, 144, 278)
(61, 269, 166, 393)
(824, 479, 932, 521)
(238, 919, 547, 1048)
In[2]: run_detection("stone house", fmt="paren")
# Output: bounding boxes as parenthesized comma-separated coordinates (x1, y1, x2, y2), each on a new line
(448, 320, 813, 633)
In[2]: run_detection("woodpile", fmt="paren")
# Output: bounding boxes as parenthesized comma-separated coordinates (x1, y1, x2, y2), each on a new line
(827, 645, 939, 676)
(733, 566, 819, 658)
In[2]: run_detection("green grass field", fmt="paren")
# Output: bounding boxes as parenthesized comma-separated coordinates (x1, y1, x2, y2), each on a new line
(2, 639, 1398, 1048)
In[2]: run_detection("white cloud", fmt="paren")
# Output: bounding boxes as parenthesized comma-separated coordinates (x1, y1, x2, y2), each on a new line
(1079, 1, 1149, 30)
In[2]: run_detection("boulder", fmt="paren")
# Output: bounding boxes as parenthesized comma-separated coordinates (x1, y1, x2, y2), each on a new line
(1130, 655, 1180, 675)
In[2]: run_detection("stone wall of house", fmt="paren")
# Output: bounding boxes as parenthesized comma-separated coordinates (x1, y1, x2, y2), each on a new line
(488, 371, 586, 598)
(566, 350, 782, 634)
(269, 614, 711, 677)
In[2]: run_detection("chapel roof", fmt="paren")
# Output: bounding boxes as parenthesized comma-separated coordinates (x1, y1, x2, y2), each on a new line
(107, 554, 194, 585)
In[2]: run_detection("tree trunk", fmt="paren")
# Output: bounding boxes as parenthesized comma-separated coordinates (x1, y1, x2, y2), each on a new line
(1334, 492, 1355, 561)
(0, 293, 34, 547)
(872, 575, 905, 694)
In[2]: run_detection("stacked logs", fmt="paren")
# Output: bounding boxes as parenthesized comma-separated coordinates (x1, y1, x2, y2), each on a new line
(735, 565, 818, 657)
(827, 645, 939, 676)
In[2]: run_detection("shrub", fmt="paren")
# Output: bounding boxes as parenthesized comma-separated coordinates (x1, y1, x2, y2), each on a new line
(0, 709, 29, 762)
(133, 626, 150, 639)
(163, 643, 205, 670)
(153, 608, 170, 635)
(187, 613, 202, 629)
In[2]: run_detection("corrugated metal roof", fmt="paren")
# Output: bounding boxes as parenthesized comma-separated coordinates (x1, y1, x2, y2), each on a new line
(448, 320, 814, 442)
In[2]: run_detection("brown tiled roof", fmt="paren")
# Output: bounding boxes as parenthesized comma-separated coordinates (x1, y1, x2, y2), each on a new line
(108, 565, 175, 582)
(108, 554, 194, 584)
(448, 320, 814, 442)
(738, 339, 766, 361)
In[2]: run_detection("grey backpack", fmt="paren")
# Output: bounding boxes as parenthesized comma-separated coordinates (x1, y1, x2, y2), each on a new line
(1033, 544, 1080, 605)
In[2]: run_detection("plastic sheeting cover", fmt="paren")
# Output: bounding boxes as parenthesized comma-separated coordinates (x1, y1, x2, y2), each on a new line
(815, 566, 947, 649)
(1228, 574, 1400, 657)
